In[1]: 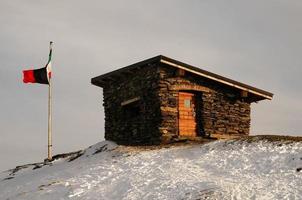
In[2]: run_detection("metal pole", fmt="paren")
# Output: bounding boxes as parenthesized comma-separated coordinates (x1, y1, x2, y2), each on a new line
(47, 42, 53, 161)
(48, 73, 52, 160)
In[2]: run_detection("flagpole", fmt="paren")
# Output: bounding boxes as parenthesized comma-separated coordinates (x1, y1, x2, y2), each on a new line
(48, 76, 52, 160)
(47, 41, 53, 161)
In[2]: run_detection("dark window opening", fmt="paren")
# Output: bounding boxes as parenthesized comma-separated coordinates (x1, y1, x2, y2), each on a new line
(123, 103, 141, 118)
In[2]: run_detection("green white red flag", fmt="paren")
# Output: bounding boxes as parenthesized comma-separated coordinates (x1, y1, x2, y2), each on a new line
(23, 42, 52, 84)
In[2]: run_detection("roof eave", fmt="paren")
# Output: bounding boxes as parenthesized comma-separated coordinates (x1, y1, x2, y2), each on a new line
(91, 55, 273, 101)
(159, 57, 273, 100)
(91, 55, 162, 88)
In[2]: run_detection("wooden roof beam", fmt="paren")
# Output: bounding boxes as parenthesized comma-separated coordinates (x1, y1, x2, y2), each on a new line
(160, 59, 273, 100)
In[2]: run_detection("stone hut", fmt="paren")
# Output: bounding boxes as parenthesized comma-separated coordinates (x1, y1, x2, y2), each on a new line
(91, 55, 273, 145)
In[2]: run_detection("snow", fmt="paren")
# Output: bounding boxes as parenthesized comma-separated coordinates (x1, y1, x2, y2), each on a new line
(0, 139, 301, 200)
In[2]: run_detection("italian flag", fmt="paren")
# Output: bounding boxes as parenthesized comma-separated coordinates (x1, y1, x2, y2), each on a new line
(23, 43, 52, 84)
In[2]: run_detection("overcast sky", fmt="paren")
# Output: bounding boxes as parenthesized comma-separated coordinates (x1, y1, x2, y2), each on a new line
(0, 0, 301, 171)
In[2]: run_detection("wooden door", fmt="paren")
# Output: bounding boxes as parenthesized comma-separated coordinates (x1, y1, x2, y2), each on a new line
(178, 92, 197, 137)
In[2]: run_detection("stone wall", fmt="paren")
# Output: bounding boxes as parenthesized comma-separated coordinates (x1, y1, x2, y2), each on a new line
(101, 63, 251, 145)
(157, 64, 251, 141)
(102, 64, 162, 145)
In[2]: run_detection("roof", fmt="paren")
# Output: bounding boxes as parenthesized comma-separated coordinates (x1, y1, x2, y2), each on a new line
(91, 55, 273, 100)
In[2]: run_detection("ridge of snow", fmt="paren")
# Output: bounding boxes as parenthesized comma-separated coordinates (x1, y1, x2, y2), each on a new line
(0, 139, 301, 200)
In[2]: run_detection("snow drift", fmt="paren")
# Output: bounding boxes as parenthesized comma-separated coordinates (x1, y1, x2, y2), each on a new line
(1, 136, 301, 200)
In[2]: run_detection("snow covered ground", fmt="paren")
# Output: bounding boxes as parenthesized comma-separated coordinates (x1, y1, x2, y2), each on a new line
(1, 137, 301, 200)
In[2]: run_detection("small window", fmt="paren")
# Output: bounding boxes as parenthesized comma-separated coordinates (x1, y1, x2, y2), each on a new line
(123, 103, 141, 118)
(184, 99, 191, 108)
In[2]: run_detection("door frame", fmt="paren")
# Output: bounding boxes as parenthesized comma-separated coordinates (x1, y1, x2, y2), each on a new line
(177, 91, 204, 137)
(177, 91, 197, 137)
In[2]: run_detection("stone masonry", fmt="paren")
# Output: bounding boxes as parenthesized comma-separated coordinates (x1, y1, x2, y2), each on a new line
(101, 62, 251, 145)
